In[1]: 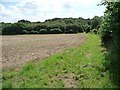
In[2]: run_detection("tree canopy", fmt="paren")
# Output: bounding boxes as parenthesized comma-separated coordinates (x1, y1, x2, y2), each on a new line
(1, 16, 102, 35)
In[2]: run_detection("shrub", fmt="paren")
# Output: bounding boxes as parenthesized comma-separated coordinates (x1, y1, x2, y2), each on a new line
(30, 30, 39, 34)
(84, 25, 90, 33)
(50, 28, 63, 34)
(22, 30, 29, 34)
(39, 29, 47, 34)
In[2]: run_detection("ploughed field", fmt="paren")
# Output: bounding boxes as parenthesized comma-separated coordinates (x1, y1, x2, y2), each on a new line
(2, 34, 86, 68)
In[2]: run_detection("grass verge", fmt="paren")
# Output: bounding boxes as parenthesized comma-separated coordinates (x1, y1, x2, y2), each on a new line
(2, 34, 116, 88)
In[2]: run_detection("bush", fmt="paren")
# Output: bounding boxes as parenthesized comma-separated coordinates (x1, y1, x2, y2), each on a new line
(39, 29, 47, 34)
(101, 30, 112, 43)
(34, 25, 46, 31)
(50, 28, 63, 34)
(84, 25, 90, 33)
(2, 23, 25, 35)
(92, 29, 98, 34)
(0, 30, 2, 35)
(22, 30, 29, 34)
(30, 30, 39, 34)
(64, 29, 76, 33)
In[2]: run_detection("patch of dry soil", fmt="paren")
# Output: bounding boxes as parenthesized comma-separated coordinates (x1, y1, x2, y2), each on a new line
(57, 73, 78, 88)
(2, 34, 86, 68)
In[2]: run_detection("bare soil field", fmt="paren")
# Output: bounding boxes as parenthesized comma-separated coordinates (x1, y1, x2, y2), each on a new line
(2, 34, 86, 68)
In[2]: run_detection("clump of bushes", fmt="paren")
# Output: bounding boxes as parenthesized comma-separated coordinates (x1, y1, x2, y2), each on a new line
(1, 16, 102, 35)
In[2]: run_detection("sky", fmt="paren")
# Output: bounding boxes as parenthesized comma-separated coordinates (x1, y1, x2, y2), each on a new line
(0, 0, 106, 23)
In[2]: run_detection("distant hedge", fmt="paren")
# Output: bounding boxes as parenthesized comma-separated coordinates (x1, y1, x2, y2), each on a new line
(1, 16, 102, 35)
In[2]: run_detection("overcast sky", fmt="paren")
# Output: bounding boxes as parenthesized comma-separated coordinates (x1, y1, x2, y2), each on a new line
(0, 0, 106, 23)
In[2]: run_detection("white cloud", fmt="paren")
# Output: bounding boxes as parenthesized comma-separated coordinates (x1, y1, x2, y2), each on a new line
(0, 0, 20, 2)
(0, 0, 105, 22)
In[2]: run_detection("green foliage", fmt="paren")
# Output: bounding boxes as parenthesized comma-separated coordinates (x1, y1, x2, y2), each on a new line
(39, 29, 48, 34)
(18, 19, 31, 23)
(30, 30, 39, 34)
(22, 30, 29, 34)
(1, 17, 102, 35)
(91, 16, 102, 30)
(84, 25, 91, 33)
(101, 2, 120, 42)
(0, 23, 2, 35)
(50, 28, 63, 34)
(2, 80, 12, 88)
(2, 23, 25, 35)
(100, 1, 120, 87)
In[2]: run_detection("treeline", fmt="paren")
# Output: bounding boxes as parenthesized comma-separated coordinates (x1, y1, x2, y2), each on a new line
(0, 16, 102, 35)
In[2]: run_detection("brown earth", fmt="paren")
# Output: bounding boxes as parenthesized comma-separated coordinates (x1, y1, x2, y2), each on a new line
(2, 34, 86, 68)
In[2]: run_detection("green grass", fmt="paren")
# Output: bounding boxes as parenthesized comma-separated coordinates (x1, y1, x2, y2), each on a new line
(2, 33, 116, 88)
